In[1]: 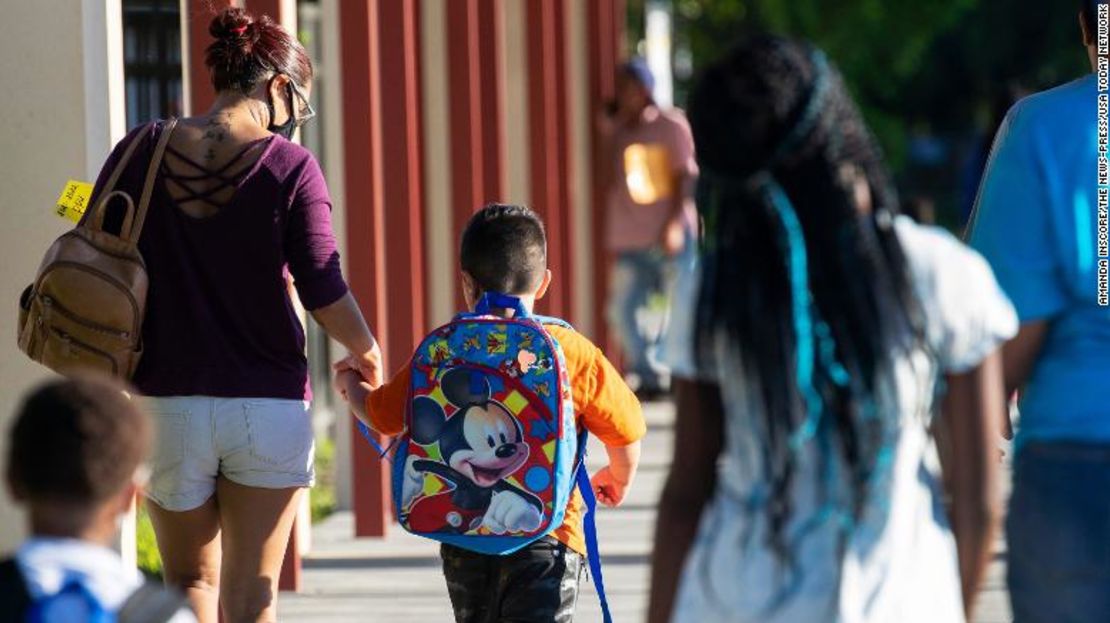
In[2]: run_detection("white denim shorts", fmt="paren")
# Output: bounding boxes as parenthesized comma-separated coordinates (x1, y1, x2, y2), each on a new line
(142, 396, 315, 512)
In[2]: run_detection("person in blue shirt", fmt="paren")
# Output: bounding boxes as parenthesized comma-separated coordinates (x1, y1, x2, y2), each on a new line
(967, 2, 1110, 620)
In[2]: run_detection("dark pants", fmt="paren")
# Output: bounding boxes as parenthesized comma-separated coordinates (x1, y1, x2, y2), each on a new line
(440, 537, 584, 623)
(1008, 442, 1110, 623)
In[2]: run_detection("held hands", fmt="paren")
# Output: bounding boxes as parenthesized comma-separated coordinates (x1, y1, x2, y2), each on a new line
(333, 341, 384, 389)
(332, 341, 382, 409)
(331, 367, 365, 402)
(591, 466, 632, 508)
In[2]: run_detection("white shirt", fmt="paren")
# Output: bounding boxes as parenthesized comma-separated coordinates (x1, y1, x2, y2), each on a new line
(16, 537, 196, 622)
(662, 217, 1018, 623)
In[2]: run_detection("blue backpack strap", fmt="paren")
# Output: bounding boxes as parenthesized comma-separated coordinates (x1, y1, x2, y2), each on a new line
(469, 292, 531, 318)
(572, 431, 611, 623)
(356, 420, 397, 461)
(576, 464, 612, 623)
(532, 314, 573, 330)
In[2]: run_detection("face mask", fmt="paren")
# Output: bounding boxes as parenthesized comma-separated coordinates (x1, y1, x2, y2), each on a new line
(267, 84, 297, 140)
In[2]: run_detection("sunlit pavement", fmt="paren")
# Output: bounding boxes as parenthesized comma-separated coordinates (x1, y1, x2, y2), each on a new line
(281, 401, 1010, 622)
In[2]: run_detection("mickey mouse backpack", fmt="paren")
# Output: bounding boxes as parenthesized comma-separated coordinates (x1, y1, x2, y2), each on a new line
(356, 292, 611, 621)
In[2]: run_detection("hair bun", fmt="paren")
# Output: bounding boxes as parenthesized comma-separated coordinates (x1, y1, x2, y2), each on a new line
(209, 6, 254, 40)
(204, 5, 312, 94)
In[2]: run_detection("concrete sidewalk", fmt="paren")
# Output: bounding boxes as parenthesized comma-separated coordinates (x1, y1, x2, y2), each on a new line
(281, 402, 1010, 622)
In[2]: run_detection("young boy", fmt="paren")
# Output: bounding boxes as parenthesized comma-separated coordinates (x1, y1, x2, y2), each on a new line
(1, 374, 194, 622)
(336, 204, 645, 622)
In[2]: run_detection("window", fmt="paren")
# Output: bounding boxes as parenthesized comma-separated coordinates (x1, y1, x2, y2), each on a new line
(122, 0, 183, 128)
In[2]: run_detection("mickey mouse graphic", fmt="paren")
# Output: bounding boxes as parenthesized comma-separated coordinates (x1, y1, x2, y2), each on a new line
(401, 367, 544, 535)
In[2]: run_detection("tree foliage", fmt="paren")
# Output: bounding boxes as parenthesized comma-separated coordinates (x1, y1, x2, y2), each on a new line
(637, 0, 1088, 173)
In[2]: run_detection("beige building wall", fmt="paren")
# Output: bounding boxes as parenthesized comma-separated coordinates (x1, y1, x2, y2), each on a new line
(0, 0, 126, 554)
(422, 0, 455, 330)
(567, 0, 595, 338)
(502, 0, 531, 209)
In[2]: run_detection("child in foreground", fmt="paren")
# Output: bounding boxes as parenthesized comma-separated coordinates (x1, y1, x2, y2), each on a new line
(336, 204, 645, 622)
(1, 374, 195, 622)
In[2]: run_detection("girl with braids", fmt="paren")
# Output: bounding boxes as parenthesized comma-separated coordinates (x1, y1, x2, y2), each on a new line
(648, 36, 1017, 623)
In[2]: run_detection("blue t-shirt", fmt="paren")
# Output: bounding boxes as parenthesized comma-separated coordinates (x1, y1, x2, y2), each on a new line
(968, 73, 1110, 447)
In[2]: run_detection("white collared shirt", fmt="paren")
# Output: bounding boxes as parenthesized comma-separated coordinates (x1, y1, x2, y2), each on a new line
(16, 537, 195, 622)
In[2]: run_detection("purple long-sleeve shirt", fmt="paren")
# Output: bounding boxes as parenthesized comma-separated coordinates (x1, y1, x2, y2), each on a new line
(89, 121, 348, 400)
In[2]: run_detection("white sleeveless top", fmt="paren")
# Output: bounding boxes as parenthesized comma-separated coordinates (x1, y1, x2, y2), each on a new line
(661, 217, 1017, 623)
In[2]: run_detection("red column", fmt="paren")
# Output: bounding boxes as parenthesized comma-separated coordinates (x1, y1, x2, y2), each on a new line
(446, 0, 485, 308)
(339, 0, 391, 538)
(525, 1, 571, 319)
(587, 0, 625, 348)
(378, 0, 426, 371)
(184, 0, 234, 115)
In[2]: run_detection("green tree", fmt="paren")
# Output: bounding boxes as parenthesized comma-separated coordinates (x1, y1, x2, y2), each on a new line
(663, 0, 976, 166)
(629, 0, 1089, 220)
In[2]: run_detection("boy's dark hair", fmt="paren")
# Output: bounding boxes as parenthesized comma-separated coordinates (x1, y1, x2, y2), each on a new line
(460, 204, 547, 295)
(6, 375, 151, 506)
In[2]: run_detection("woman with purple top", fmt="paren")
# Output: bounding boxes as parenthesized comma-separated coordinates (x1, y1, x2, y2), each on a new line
(85, 8, 381, 622)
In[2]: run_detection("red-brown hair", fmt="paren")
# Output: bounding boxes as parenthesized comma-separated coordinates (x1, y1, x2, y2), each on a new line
(205, 6, 313, 94)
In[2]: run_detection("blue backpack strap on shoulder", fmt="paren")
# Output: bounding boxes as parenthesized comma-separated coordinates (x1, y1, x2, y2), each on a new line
(532, 314, 573, 331)
(467, 292, 531, 318)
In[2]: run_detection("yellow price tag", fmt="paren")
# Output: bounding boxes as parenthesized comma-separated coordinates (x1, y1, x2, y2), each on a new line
(55, 180, 94, 223)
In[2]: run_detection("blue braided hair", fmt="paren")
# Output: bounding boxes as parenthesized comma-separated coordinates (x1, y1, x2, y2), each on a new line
(688, 34, 927, 598)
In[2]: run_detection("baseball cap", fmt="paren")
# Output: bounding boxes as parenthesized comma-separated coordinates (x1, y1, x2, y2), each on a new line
(620, 57, 656, 93)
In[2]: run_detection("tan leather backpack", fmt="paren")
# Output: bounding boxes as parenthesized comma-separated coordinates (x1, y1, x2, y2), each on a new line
(18, 119, 176, 378)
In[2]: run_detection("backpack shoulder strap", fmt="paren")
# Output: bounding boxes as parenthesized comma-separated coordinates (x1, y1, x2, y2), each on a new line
(575, 465, 613, 623)
(117, 581, 189, 623)
(534, 315, 574, 331)
(0, 557, 33, 615)
(90, 125, 150, 208)
(127, 118, 178, 245)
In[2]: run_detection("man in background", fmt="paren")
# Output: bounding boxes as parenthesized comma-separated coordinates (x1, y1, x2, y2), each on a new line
(598, 58, 698, 399)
